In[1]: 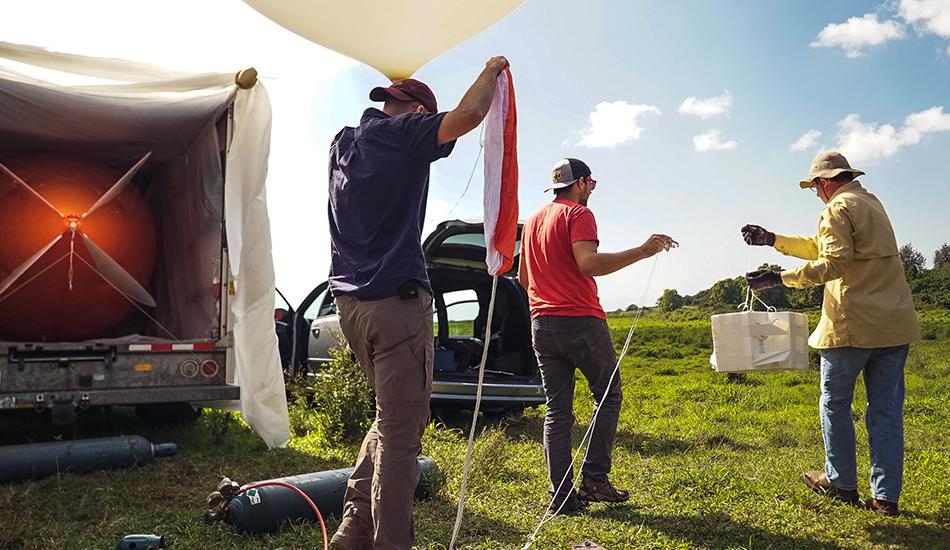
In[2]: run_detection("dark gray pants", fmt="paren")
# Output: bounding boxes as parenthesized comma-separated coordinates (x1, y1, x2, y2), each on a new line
(531, 315, 622, 503)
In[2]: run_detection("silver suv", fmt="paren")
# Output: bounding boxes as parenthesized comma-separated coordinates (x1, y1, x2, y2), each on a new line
(276, 220, 545, 412)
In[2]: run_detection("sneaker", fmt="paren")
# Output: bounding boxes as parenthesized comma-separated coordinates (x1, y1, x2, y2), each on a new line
(577, 476, 630, 503)
(866, 498, 899, 516)
(801, 470, 861, 505)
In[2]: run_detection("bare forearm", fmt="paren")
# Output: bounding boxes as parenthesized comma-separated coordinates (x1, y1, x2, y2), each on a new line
(439, 57, 507, 144)
(584, 247, 648, 276)
(455, 66, 498, 120)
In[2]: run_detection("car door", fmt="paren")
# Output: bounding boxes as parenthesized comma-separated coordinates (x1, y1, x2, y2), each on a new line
(306, 285, 344, 368)
(422, 220, 522, 276)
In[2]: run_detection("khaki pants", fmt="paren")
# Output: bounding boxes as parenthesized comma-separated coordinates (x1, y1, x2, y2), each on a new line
(336, 285, 433, 550)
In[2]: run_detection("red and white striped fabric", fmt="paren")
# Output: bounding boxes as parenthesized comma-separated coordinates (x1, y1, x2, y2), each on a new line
(128, 343, 215, 352)
(482, 67, 518, 276)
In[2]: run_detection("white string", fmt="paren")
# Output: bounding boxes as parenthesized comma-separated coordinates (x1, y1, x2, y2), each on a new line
(72, 252, 209, 363)
(448, 273, 499, 549)
(0, 252, 70, 306)
(443, 122, 486, 220)
(521, 255, 660, 550)
(739, 244, 775, 312)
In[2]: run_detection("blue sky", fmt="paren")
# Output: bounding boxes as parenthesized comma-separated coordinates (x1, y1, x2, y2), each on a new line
(3, 0, 949, 310)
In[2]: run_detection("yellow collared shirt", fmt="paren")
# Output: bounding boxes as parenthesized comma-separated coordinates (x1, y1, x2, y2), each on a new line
(775, 181, 920, 349)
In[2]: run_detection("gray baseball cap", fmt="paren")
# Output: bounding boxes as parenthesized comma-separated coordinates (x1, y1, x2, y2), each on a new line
(544, 158, 592, 192)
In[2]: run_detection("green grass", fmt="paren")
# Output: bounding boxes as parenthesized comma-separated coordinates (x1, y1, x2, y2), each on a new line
(2, 315, 949, 549)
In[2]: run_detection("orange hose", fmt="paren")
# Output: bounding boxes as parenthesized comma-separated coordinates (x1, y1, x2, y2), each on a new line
(239, 480, 329, 550)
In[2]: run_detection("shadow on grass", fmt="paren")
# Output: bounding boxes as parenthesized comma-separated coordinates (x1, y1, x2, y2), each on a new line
(0, 406, 236, 447)
(588, 507, 839, 549)
(416, 496, 526, 548)
(865, 521, 950, 549)
(613, 429, 693, 455)
(0, 406, 348, 489)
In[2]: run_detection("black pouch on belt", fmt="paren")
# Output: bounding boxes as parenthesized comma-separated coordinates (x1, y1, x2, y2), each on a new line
(397, 281, 419, 300)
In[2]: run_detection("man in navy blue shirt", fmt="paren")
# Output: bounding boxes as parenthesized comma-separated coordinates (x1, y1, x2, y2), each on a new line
(328, 56, 509, 550)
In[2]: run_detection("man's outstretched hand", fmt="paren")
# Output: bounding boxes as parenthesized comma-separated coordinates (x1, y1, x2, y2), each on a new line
(741, 224, 775, 247)
(641, 234, 679, 257)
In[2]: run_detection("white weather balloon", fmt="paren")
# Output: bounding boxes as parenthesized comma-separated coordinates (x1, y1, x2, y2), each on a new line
(243, 0, 523, 80)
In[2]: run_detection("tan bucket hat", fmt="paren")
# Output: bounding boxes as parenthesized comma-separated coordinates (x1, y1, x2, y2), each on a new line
(799, 151, 865, 188)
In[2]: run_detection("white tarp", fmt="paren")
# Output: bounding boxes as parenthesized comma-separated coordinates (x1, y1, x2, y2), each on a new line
(0, 41, 290, 447)
(710, 311, 810, 373)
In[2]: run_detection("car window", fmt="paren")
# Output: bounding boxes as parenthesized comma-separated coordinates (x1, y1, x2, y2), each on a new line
(441, 232, 521, 252)
(443, 289, 478, 337)
(318, 291, 337, 317)
(303, 288, 327, 322)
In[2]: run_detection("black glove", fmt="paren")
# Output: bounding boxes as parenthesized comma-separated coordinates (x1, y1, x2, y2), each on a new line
(746, 269, 784, 290)
(741, 224, 775, 246)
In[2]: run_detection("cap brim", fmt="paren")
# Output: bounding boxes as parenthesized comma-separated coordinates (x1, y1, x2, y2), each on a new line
(543, 181, 576, 193)
(369, 86, 414, 103)
(798, 168, 865, 188)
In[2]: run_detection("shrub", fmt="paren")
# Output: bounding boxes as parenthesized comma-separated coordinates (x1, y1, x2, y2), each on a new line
(288, 345, 374, 444)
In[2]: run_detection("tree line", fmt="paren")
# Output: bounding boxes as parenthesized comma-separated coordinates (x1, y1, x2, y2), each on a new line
(647, 243, 950, 313)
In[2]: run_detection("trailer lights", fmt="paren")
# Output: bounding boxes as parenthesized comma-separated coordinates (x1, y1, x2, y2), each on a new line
(200, 360, 220, 378)
(179, 359, 199, 378)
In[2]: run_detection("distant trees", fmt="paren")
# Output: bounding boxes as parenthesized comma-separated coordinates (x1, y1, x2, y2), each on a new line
(905, 243, 950, 310)
(708, 277, 744, 306)
(934, 243, 950, 270)
(787, 286, 823, 309)
(657, 289, 684, 312)
(900, 243, 926, 277)
(647, 242, 948, 314)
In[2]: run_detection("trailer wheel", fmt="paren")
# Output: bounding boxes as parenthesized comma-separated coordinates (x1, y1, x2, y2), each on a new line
(135, 402, 201, 424)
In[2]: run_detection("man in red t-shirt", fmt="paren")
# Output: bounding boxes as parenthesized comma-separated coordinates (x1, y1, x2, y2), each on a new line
(519, 158, 676, 514)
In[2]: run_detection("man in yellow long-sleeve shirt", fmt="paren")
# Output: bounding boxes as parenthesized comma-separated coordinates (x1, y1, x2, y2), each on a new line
(742, 151, 919, 516)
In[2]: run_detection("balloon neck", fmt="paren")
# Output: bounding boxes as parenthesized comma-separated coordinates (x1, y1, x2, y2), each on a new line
(65, 214, 80, 231)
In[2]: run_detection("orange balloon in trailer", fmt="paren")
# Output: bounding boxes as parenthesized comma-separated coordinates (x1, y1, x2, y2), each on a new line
(0, 155, 156, 341)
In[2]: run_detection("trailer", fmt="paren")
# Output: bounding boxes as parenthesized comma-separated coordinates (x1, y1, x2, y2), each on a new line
(0, 42, 289, 447)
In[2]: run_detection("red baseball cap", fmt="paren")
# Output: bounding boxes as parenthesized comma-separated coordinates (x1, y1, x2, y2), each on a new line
(369, 78, 438, 114)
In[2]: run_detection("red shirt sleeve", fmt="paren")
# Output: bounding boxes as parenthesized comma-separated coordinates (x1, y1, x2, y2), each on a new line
(569, 206, 598, 244)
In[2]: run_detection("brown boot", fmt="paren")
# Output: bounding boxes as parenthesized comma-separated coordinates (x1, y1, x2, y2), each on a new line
(866, 498, 900, 516)
(801, 470, 860, 505)
(328, 512, 373, 550)
(577, 476, 630, 503)
(547, 493, 589, 516)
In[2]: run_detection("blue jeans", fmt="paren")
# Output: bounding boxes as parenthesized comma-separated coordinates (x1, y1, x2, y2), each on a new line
(819, 345, 908, 503)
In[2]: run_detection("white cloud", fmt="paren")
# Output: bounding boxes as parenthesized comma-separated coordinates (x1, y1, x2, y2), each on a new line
(811, 13, 905, 57)
(833, 106, 950, 164)
(900, 0, 950, 37)
(790, 130, 823, 152)
(678, 90, 733, 119)
(693, 129, 737, 152)
(578, 101, 661, 148)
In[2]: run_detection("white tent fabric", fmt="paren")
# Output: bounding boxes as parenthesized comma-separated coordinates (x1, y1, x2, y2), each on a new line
(0, 42, 290, 448)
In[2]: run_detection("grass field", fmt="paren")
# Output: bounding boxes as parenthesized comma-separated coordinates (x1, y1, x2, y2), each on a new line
(1, 312, 948, 549)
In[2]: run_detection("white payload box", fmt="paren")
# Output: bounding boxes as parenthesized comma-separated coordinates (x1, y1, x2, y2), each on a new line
(710, 310, 809, 373)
